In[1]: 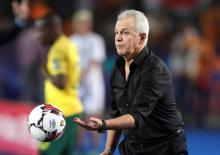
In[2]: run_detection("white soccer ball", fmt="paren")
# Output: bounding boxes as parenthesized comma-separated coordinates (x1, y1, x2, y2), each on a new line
(27, 104, 66, 142)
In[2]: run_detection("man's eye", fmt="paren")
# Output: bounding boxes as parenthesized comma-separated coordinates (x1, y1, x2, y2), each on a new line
(122, 31, 129, 35)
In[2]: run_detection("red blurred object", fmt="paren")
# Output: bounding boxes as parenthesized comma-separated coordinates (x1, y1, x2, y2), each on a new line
(0, 100, 38, 155)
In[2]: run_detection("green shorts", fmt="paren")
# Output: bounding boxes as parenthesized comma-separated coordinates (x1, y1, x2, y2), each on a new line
(39, 114, 80, 155)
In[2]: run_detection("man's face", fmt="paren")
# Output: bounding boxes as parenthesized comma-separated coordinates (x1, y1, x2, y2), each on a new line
(114, 16, 141, 60)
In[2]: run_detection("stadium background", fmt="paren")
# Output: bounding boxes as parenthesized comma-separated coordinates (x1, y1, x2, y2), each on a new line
(0, 0, 219, 155)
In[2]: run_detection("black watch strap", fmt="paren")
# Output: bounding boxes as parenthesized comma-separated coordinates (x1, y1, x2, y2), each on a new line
(97, 119, 107, 133)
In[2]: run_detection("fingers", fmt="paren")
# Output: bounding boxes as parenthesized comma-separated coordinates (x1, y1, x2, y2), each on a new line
(73, 117, 87, 127)
(73, 117, 101, 130)
(90, 117, 101, 124)
(73, 117, 93, 129)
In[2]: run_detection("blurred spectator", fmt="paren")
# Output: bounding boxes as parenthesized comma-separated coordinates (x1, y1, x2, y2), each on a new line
(0, 0, 29, 45)
(169, 23, 200, 119)
(70, 9, 106, 154)
(0, 0, 30, 100)
(170, 22, 215, 127)
(16, 1, 51, 103)
(193, 36, 215, 128)
(16, 26, 46, 103)
(35, 13, 83, 155)
(200, 0, 220, 122)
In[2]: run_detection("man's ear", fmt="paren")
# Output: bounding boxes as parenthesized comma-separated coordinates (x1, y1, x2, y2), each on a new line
(139, 33, 147, 44)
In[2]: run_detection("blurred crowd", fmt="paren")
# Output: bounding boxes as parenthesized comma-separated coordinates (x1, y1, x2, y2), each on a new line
(0, 0, 220, 153)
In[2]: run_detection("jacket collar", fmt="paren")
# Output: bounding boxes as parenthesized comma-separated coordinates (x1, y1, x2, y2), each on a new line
(116, 47, 150, 68)
(133, 47, 150, 66)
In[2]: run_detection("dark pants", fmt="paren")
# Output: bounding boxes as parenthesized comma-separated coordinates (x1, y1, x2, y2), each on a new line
(119, 129, 188, 155)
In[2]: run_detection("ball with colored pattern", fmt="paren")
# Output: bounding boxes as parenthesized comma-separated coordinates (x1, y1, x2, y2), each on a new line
(27, 104, 66, 142)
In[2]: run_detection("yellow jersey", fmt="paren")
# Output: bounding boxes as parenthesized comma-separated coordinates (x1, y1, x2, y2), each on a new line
(45, 35, 83, 117)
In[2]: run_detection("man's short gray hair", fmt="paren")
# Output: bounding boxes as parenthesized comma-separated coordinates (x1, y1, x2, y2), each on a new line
(117, 9, 149, 35)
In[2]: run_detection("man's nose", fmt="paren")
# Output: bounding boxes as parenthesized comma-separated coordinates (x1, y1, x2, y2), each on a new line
(115, 34, 123, 42)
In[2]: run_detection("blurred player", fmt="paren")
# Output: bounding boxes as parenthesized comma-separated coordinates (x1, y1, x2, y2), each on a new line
(35, 13, 83, 155)
(70, 9, 106, 154)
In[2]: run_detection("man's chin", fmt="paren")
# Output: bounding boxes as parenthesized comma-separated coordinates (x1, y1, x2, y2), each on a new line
(117, 50, 125, 55)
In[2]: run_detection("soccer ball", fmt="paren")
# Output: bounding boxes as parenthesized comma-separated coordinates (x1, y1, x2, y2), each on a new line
(27, 104, 66, 142)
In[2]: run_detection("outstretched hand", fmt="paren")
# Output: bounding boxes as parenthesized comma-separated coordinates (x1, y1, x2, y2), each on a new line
(73, 117, 102, 131)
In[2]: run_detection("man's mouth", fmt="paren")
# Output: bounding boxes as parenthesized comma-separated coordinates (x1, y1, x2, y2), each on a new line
(116, 45, 123, 49)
